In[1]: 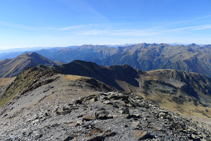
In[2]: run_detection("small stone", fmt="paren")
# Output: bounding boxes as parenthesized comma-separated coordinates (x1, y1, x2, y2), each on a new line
(142, 112, 149, 117)
(77, 120, 83, 125)
(113, 115, 119, 119)
(89, 98, 96, 104)
(70, 123, 79, 127)
(132, 121, 140, 128)
(159, 112, 166, 119)
(103, 130, 116, 137)
(97, 114, 107, 119)
(82, 115, 95, 121)
(189, 127, 197, 133)
(86, 128, 103, 137)
(132, 113, 141, 118)
(32, 119, 39, 124)
(107, 114, 113, 118)
(103, 100, 112, 105)
(120, 107, 130, 115)
(191, 134, 200, 140)
(134, 130, 150, 140)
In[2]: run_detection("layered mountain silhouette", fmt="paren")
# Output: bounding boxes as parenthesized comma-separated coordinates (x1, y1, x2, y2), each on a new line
(2, 43, 211, 77)
(0, 57, 211, 140)
(53, 60, 142, 91)
(36, 45, 121, 63)
(51, 60, 211, 110)
(33, 43, 211, 77)
(99, 43, 211, 76)
(0, 52, 57, 78)
(0, 66, 210, 140)
(1, 59, 210, 117)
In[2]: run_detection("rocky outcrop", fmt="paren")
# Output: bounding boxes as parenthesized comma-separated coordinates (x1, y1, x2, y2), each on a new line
(0, 92, 210, 140)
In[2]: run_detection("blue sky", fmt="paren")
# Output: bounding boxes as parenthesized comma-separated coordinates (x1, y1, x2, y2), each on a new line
(0, 0, 211, 49)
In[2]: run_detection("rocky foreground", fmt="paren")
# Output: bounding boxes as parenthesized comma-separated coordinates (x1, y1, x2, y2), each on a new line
(0, 92, 210, 141)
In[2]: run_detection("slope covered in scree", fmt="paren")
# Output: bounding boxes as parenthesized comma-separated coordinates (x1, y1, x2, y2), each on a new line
(0, 92, 211, 140)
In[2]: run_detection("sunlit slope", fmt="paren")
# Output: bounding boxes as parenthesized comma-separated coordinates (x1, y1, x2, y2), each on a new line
(0, 64, 116, 108)
(0, 52, 56, 78)
(138, 69, 211, 118)
(0, 77, 16, 103)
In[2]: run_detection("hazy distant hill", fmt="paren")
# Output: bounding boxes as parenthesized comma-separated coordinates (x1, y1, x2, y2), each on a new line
(0, 52, 57, 78)
(36, 45, 121, 63)
(0, 52, 24, 60)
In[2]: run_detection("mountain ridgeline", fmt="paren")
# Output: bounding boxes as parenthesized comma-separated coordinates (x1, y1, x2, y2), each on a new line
(52, 60, 211, 109)
(34, 43, 211, 78)
(1, 51, 211, 115)
(1, 43, 211, 77)
(0, 52, 58, 78)
(1, 60, 210, 117)
(0, 59, 211, 140)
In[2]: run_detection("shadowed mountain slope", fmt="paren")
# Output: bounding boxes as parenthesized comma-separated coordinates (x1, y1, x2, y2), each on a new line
(51, 60, 211, 118)
(0, 52, 57, 78)
(53, 60, 143, 91)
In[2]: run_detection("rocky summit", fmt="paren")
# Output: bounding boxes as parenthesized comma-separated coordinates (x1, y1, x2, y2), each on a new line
(0, 92, 211, 141)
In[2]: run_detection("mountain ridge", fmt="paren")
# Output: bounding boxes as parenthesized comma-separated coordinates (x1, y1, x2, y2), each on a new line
(0, 59, 211, 140)
(0, 59, 207, 118)
(2, 43, 211, 78)
(0, 52, 57, 78)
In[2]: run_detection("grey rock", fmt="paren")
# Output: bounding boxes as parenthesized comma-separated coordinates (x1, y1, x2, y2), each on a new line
(0, 92, 211, 141)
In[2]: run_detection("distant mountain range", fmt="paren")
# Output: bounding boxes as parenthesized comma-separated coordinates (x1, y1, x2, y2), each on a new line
(98, 43, 211, 77)
(1, 43, 211, 78)
(1, 48, 211, 117)
(35, 43, 211, 77)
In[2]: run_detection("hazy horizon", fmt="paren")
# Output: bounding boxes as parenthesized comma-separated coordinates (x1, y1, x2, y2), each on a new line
(0, 42, 210, 53)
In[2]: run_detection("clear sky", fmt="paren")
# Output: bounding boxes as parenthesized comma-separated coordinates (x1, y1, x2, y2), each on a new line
(0, 0, 211, 49)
